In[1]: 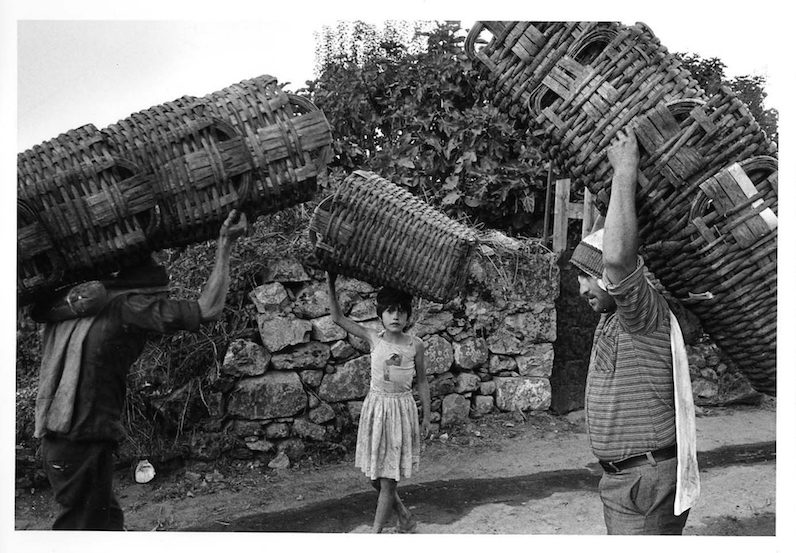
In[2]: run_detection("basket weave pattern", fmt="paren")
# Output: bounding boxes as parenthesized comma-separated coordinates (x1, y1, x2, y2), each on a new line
(467, 20, 778, 393)
(17, 75, 332, 304)
(309, 171, 477, 303)
(646, 157, 777, 393)
(17, 125, 156, 299)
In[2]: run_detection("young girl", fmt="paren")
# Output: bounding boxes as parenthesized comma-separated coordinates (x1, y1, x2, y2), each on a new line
(327, 272, 431, 533)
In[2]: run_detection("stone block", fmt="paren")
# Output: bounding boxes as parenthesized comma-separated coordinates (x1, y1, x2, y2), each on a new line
(229, 420, 264, 437)
(488, 354, 517, 375)
(261, 258, 310, 284)
(310, 315, 347, 342)
(441, 393, 470, 427)
(429, 372, 456, 398)
(317, 355, 371, 402)
(249, 282, 290, 313)
(265, 422, 290, 440)
(293, 418, 326, 441)
(245, 438, 275, 452)
(270, 341, 331, 371)
(268, 451, 290, 469)
(493, 376, 551, 412)
(455, 372, 481, 394)
(330, 340, 358, 361)
(257, 312, 312, 352)
(411, 310, 454, 338)
(227, 372, 306, 420)
(504, 308, 557, 343)
(349, 299, 377, 321)
(453, 337, 489, 370)
(515, 344, 554, 377)
(276, 438, 306, 461)
(473, 395, 494, 415)
(424, 334, 454, 375)
(479, 381, 497, 396)
(221, 339, 271, 378)
(309, 403, 336, 424)
(298, 369, 324, 388)
(292, 282, 333, 319)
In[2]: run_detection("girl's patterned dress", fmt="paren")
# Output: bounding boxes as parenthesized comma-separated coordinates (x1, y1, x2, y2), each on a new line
(355, 332, 420, 481)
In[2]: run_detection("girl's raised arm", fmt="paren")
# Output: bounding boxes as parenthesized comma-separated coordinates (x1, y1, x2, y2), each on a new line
(414, 337, 431, 438)
(327, 272, 377, 345)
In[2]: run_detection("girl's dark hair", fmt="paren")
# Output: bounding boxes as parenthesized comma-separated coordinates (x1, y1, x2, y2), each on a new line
(375, 287, 413, 319)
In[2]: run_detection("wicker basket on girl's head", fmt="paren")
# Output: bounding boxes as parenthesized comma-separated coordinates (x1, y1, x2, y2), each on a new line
(308, 171, 478, 304)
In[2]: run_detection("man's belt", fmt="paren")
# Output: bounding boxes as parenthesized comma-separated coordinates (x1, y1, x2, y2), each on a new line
(599, 444, 677, 473)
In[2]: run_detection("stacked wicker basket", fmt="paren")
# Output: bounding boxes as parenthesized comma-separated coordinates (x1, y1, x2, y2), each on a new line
(18, 75, 332, 305)
(467, 21, 778, 394)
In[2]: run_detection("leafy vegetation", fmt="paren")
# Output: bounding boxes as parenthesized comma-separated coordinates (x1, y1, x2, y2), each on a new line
(675, 53, 779, 144)
(303, 20, 547, 231)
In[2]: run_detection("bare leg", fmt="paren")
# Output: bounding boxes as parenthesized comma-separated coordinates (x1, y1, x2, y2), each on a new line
(394, 488, 417, 532)
(373, 478, 396, 533)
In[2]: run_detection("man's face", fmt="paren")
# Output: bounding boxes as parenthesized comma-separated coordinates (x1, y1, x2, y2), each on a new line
(577, 273, 616, 313)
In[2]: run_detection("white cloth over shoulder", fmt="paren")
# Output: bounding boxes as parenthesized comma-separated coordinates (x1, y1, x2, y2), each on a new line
(670, 310, 700, 515)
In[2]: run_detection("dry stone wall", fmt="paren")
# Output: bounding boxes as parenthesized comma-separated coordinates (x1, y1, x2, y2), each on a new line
(217, 243, 560, 466)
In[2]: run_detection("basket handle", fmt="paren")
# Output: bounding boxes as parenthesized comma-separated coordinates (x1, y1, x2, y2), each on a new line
(17, 197, 67, 282)
(464, 22, 486, 61)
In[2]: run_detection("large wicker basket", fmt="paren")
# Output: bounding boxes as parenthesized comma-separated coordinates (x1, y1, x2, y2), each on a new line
(465, 21, 610, 124)
(527, 23, 703, 204)
(646, 156, 778, 394)
(17, 125, 157, 303)
(308, 171, 478, 303)
(103, 75, 332, 248)
(17, 75, 332, 304)
(467, 20, 778, 393)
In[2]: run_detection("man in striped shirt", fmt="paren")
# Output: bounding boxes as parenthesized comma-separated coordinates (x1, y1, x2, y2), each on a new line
(570, 129, 689, 534)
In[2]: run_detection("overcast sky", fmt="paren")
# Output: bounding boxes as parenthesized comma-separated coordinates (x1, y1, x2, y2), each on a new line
(7, 3, 792, 150)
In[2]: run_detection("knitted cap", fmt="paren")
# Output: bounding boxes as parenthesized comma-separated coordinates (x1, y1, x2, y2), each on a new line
(570, 229, 604, 279)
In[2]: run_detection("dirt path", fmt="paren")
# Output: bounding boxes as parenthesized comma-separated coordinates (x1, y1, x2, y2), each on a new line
(13, 401, 776, 536)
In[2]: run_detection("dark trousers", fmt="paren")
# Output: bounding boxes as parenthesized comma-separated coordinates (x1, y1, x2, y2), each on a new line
(598, 456, 689, 535)
(41, 436, 124, 530)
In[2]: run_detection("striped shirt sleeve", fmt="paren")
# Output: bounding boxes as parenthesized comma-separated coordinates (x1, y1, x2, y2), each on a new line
(603, 256, 668, 335)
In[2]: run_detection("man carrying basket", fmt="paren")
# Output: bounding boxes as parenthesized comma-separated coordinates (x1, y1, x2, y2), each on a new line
(569, 129, 699, 534)
(31, 210, 248, 531)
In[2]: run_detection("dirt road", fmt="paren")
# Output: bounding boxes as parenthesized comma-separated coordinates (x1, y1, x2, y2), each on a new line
(13, 401, 776, 537)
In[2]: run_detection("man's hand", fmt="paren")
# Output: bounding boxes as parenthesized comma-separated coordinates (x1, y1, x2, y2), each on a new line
(219, 209, 248, 243)
(607, 128, 639, 178)
(199, 209, 248, 321)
